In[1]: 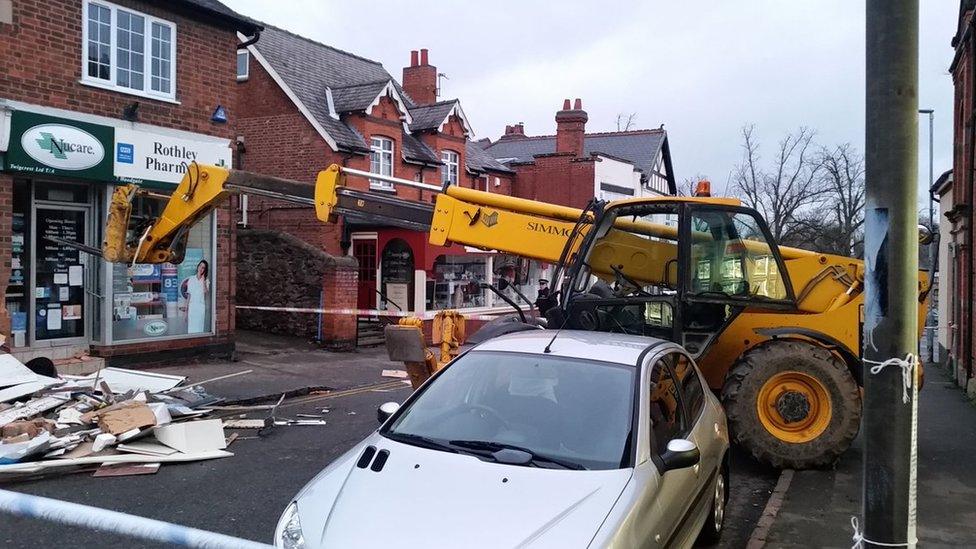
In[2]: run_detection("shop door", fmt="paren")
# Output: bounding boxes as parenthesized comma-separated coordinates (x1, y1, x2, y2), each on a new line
(352, 238, 377, 310)
(32, 205, 90, 344)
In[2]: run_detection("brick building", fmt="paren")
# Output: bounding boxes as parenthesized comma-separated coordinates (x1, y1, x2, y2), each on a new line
(946, 0, 976, 395)
(484, 99, 677, 208)
(0, 0, 258, 365)
(236, 27, 517, 322)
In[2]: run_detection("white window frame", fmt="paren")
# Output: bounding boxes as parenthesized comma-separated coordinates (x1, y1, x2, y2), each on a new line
(81, 0, 178, 103)
(370, 136, 395, 190)
(236, 49, 249, 81)
(441, 150, 459, 186)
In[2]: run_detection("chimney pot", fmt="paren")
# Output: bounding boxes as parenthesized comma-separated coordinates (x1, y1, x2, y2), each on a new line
(562, 99, 571, 110)
(573, 98, 582, 110)
(410, 50, 419, 67)
(420, 48, 429, 65)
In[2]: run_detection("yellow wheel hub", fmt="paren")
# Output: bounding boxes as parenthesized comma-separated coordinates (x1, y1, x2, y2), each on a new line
(756, 371, 832, 444)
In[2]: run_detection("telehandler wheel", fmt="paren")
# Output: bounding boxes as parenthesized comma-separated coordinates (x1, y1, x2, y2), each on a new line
(721, 340, 861, 469)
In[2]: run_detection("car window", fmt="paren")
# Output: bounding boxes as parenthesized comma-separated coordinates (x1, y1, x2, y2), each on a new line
(384, 351, 635, 471)
(670, 353, 705, 423)
(648, 357, 684, 453)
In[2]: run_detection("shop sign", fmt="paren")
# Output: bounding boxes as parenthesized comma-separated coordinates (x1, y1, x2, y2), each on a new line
(114, 128, 232, 188)
(4, 112, 114, 180)
(143, 320, 169, 337)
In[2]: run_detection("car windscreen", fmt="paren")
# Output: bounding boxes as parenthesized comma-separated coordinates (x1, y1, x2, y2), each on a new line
(383, 351, 635, 471)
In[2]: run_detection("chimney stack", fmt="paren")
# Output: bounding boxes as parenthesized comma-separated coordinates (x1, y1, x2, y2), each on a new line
(403, 49, 437, 105)
(555, 98, 588, 156)
(503, 122, 525, 139)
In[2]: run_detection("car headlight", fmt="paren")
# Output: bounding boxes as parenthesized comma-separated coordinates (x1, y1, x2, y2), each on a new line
(274, 502, 306, 549)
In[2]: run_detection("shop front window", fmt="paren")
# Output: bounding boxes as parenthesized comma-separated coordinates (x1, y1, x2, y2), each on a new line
(430, 255, 488, 310)
(493, 255, 551, 311)
(380, 239, 414, 312)
(110, 194, 214, 342)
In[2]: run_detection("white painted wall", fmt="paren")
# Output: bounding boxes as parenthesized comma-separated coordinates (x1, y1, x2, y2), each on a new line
(593, 155, 642, 200)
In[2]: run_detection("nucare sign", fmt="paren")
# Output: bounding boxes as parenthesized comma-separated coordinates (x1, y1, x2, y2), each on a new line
(20, 124, 105, 170)
(5, 112, 114, 180)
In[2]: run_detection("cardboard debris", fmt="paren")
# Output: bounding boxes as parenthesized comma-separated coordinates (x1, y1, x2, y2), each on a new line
(85, 401, 157, 436)
(2, 418, 56, 440)
(93, 462, 160, 477)
(154, 420, 226, 453)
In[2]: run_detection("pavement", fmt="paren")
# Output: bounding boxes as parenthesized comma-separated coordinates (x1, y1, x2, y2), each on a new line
(758, 364, 976, 548)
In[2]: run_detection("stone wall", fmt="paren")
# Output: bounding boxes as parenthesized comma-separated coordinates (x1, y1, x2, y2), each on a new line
(237, 229, 358, 349)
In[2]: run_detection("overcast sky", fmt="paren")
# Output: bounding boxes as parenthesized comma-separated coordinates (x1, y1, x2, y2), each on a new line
(224, 0, 956, 204)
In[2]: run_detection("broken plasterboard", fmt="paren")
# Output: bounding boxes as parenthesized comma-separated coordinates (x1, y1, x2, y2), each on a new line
(154, 419, 226, 453)
(0, 449, 232, 475)
(381, 369, 409, 379)
(0, 354, 49, 387)
(74, 368, 185, 394)
(222, 419, 266, 429)
(116, 441, 178, 457)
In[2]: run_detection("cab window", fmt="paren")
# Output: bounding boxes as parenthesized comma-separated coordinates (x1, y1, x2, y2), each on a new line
(648, 358, 684, 453)
(688, 210, 789, 301)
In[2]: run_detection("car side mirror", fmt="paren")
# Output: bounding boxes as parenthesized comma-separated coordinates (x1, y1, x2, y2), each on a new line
(377, 402, 400, 423)
(661, 438, 700, 472)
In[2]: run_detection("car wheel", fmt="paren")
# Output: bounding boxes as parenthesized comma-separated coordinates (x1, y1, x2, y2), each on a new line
(696, 461, 728, 545)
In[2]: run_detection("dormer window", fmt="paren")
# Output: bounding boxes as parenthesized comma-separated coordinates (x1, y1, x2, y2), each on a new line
(370, 137, 395, 190)
(441, 150, 459, 186)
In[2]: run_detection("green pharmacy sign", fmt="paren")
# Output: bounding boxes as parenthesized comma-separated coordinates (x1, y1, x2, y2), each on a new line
(5, 111, 114, 181)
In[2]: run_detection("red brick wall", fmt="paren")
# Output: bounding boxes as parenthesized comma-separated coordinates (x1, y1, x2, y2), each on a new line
(0, 0, 240, 355)
(321, 259, 358, 350)
(0, 0, 239, 137)
(512, 154, 596, 209)
(951, 9, 975, 382)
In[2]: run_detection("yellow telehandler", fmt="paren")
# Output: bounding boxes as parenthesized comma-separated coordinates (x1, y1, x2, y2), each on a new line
(93, 163, 930, 469)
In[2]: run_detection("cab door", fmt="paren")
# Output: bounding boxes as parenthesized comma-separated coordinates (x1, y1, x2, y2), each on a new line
(677, 204, 796, 356)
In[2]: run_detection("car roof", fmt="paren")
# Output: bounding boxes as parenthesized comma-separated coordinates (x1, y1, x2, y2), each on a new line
(470, 330, 673, 366)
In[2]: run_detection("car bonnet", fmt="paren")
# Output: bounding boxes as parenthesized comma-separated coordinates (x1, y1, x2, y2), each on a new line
(295, 433, 634, 548)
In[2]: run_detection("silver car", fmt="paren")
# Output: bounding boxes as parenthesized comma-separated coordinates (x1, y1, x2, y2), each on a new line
(274, 330, 730, 548)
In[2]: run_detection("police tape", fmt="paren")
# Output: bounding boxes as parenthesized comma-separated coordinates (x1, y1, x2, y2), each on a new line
(0, 488, 275, 549)
(235, 305, 519, 322)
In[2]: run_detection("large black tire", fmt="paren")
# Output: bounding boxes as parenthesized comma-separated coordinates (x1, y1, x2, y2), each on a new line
(721, 340, 861, 469)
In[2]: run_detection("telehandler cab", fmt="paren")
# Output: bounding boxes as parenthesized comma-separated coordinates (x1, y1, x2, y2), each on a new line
(90, 162, 930, 469)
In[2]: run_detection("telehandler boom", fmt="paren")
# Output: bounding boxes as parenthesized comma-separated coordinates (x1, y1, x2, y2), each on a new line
(97, 162, 930, 469)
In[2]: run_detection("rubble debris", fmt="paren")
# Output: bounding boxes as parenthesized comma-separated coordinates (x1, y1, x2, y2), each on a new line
(381, 369, 409, 379)
(0, 353, 239, 483)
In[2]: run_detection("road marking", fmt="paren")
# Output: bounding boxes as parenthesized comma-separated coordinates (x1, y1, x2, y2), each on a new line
(746, 468, 795, 549)
(279, 380, 408, 409)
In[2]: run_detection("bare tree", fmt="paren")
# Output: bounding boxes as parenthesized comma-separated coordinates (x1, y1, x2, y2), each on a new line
(616, 112, 637, 132)
(817, 144, 866, 255)
(729, 125, 825, 245)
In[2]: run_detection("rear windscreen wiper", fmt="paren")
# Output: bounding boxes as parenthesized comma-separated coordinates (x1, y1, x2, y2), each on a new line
(448, 439, 587, 470)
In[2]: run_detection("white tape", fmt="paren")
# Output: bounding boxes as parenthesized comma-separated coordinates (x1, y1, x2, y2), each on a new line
(235, 305, 516, 322)
(0, 488, 274, 549)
